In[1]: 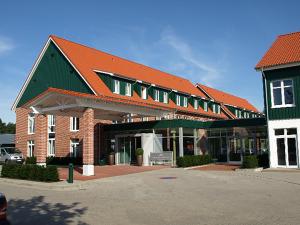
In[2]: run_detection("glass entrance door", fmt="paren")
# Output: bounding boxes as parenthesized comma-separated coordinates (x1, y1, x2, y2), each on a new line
(275, 128, 298, 168)
(117, 136, 142, 165)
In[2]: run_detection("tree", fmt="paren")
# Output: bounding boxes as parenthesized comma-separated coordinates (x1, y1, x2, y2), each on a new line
(0, 118, 16, 134)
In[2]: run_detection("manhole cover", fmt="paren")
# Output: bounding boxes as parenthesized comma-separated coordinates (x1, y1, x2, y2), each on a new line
(159, 176, 177, 179)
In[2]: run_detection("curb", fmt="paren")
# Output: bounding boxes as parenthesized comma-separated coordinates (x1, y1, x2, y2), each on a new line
(235, 167, 264, 172)
(183, 163, 215, 170)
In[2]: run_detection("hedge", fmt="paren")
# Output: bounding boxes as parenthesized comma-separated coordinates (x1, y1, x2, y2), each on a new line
(257, 153, 269, 168)
(242, 155, 258, 168)
(177, 155, 212, 168)
(1, 164, 59, 182)
(25, 156, 37, 164)
(46, 156, 82, 165)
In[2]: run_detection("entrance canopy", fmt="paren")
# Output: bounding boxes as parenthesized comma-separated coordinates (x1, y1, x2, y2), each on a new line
(24, 87, 173, 120)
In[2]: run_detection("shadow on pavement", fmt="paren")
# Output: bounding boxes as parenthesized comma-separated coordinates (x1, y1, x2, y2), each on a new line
(3, 196, 88, 225)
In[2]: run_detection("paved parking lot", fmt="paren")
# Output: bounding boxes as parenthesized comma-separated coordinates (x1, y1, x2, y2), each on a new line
(1, 168, 300, 225)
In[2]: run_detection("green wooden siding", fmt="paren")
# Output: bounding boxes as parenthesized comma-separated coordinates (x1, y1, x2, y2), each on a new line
(17, 42, 93, 107)
(264, 66, 300, 120)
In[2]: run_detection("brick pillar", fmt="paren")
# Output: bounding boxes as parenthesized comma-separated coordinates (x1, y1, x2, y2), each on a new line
(35, 114, 47, 166)
(83, 108, 94, 176)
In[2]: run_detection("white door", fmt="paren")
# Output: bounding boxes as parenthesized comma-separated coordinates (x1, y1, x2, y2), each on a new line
(276, 133, 298, 168)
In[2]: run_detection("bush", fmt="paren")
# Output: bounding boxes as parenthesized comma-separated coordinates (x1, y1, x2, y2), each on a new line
(257, 153, 269, 168)
(135, 148, 144, 156)
(242, 155, 258, 168)
(1, 164, 59, 182)
(25, 156, 37, 164)
(177, 155, 212, 168)
(46, 156, 82, 166)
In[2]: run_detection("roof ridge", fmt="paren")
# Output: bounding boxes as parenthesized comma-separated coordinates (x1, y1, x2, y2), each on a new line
(278, 31, 300, 38)
(50, 34, 191, 83)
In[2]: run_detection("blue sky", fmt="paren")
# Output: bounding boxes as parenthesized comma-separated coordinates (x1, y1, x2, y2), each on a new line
(0, 0, 300, 122)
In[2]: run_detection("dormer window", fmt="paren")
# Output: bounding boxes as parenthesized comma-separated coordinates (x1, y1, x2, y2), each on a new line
(163, 92, 168, 103)
(113, 80, 120, 94)
(141, 86, 147, 99)
(271, 79, 294, 108)
(183, 97, 188, 107)
(194, 99, 198, 109)
(125, 82, 131, 96)
(203, 101, 208, 111)
(176, 95, 180, 106)
(217, 105, 221, 114)
(212, 104, 216, 113)
(154, 89, 159, 101)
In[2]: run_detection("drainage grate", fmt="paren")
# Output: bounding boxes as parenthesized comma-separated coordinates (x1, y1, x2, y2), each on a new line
(159, 176, 177, 179)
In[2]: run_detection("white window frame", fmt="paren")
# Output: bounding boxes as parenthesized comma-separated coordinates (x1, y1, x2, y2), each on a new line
(28, 114, 35, 134)
(163, 92, 168, 104)
(212, 104, 216, 113)
(48, 138, 55, 156)
(154, 89, 159, 102)
(27, 140, 35, 157)
(239, 110, 242, 118)
(217, 105, 221, 114)
(176, 95, 181, 106)
(48, 115, 55, 133)
(203, 101, 208, 112)
(113, 80, 120, 94)
(183, 97, 188, 107)
(70, 139, 80, 158)
(235, 109, 238, 117)
(125, 82, 132, 96)
(270, 79, 295, 108)
(194, 99, 198, 109)
(70, 117, 79, 132)
(141, 86, 147, 99)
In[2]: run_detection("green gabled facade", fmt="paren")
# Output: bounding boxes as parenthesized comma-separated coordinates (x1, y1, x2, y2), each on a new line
(263, 66, 300, 120)
(17, 41, 94, 107)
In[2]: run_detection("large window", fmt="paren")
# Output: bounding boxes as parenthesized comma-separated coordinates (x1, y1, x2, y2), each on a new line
(28, 114, 35, 134)
(163, 92, 168, 103)
(125, 82, 131, 96)
(154, 89, 159, 101)
(271, 79, 294, 107)
(27, 140, 34, 157)
(113, 80, 120, 94)
(183, 97, 188, 107)
(70, 139, 80, 157)
(176, 95, 180, 106)
(48, 138, 55, 156)
(141, 86, 147, 99)
(48, 115, 55, 133)
(70, 117, 79, 131)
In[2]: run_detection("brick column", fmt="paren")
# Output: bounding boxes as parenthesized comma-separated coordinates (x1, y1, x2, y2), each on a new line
(83, 108, 94, 176)
(35, 114, 47, 166)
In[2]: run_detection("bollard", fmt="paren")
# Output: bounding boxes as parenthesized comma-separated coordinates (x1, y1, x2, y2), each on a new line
(68, 163, 74, 183)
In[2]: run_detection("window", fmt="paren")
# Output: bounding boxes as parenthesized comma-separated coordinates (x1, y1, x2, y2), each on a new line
(113, 80, 120, 94)
(27, 140, 34, 157)
(48, 138, 55, 156)
(217, 105, 221, 114)
(194, 99, 198, 109)
(48, 115, 55, 133)
(244, 111, 247, 118)
(239, 110, 242, 118)
(163, 92, 168, 103)
(271, 79, 294, 107)
(142, 117, 148, 122)
(70, 139, 80, 157)
(212, 104, 216, 113)
(183, 97, 188, 107)
(28, 114, 35, 134)
(203, 101, 208, 111)
(141, 86, 147, 99)
(125, 82, 131, 96)
(235, 109, 238, 117)
(70, 117, 79, 131)
(154, 89, 159, 101)
(176, 95, 181, 106)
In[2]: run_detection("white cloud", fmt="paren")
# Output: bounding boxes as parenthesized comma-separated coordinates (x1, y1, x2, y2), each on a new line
(0, 36, 14, 54)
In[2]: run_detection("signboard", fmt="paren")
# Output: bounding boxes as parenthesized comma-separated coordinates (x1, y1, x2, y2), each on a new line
(150, 151, 173, 163)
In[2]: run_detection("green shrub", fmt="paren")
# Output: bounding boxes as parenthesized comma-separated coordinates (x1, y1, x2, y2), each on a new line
(46, 156, 82, 165)
(1, 164, 59, 182)
(242, 155, 258, 168)
(257, 153, 269, 168)
(177, 155, 212, 168)
(135, 148, 144, 156)
(25, 156, 37, 164)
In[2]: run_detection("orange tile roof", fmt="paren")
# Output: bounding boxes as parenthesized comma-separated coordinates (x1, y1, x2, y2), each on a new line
(196, 84, 259, 113)
(50, 35, 206, 98)
(256, 31, 300, 69)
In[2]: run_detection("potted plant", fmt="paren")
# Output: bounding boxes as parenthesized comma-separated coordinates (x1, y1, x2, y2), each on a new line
(108, 149, 115, 165)
(135, 148, 144, 166)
